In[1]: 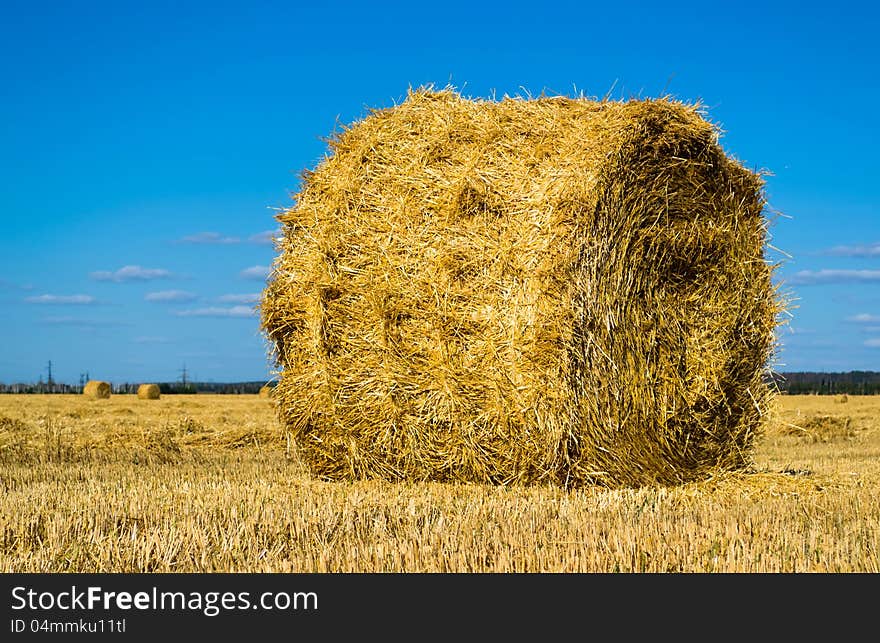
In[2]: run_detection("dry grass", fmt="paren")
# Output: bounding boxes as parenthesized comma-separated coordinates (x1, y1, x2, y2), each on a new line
(0, 395, 281, 465)
(0, 393, 878, 572)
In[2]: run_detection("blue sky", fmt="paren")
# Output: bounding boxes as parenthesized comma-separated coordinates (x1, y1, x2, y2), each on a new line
(1, 0, 878, 383)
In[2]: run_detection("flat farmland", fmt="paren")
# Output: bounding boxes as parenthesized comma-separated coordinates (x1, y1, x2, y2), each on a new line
(1, 393, 877, 572)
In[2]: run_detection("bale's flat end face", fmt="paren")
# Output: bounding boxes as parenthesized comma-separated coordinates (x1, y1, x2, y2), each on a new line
(261, 88, 780, 488)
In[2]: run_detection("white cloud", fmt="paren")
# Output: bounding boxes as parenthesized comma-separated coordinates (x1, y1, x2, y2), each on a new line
(178, 231, 241, 244)
(788, 270, 880, 285)
(217, 293, 260, 304)
(240, 265, 270, 280)
(176, 306, 256, 318)
(90, 265, 173, 282)
(25, 294, 96, 305)
(865, 338, 880, 348)
(145, 290, 197, 303)
(249, 230, 277, 245)
(826, 242, 880, 257)
(847, 313, 880, 323)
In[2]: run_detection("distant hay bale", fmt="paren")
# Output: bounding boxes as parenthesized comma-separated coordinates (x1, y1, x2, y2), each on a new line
(83, 380, 111, 400)
(836, 394, 848, 403)
(260, 87, 781, 488)
(137, 384, 161, 400)
(259, 385, 274, 398)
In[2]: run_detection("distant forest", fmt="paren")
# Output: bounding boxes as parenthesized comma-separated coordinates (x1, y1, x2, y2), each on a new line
(2, 372, 880, 395)
(0, 381, 273, 394)
(768, 371, 880, 395)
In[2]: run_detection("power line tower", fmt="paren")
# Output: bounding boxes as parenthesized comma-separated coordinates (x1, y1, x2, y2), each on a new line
(47, 360, 53, 391)
(179, 363, 189, 391)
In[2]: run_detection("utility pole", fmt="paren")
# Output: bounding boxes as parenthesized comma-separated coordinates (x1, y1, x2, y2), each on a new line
(47, 360, 53, 391)
(180, 363, 189, 391)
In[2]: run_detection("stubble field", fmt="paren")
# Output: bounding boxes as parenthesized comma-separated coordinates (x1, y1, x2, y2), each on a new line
(1, 393, 878, 572)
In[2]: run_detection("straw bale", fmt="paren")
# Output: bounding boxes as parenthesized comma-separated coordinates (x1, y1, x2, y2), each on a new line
(260, 87, 780, 488)
(259, 385, 274, 398)
(83, 380, 111, 400)
(137, 383, 161, 400)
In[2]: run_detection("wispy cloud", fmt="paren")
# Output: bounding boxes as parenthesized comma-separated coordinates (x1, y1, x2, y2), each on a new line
(90, 265, 173, 282)
(217, 293, 260, 304)
(779, 336, 839, 349)
(41, 316, 94, 326)
(866, 338, 880, 348)
(25, 294, 96, 305)
(176, 306, 256, 318)
(248, 230, 277, 245)
(240, 265, 270, 280)
(787, 269, 880, 285)
(826, 242, 880, 257)
(0, 279, 34, 291)
(133, 336, 170, 344)
(145, 290, 197, 303)
(847, 313, 880, 323)
(40, 316, 129, 327)
(177, 231, 241, 245)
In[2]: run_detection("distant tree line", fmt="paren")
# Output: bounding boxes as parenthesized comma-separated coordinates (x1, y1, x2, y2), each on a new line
(157, 381, 272, 394)
(768, 371, 880, 395)
(0, 381, 274, 394)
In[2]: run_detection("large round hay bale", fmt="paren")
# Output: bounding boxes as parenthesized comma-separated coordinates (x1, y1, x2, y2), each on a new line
(83, 380, 111, 399)
(260, 88, 781, 488)
(137, 383, 161, 400)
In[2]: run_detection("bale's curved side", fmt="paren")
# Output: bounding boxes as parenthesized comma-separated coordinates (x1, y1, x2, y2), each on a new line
(261, 88, 779, 488)
(83, 380, 111, 399)
(137, 384, 161, 400)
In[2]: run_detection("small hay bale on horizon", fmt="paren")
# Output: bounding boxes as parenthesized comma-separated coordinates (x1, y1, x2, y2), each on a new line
(83, 380, 111, 400)
(260, 87, 781, 489)
(137, 383, 161, 400)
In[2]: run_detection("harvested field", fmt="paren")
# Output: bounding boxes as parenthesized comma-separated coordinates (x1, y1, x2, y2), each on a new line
(1, 394, 878, 572)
